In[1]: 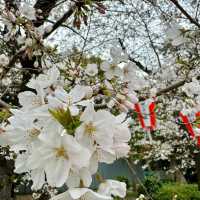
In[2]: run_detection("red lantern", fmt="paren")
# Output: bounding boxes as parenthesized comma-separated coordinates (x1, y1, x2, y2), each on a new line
(179, 111, 200, 147)
(134, 99, 156, 131)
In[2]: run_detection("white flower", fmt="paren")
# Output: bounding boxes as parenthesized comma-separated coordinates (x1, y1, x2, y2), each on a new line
(102, 117, 131, 160)
(83, 86, 93, 99)
(2, 78, 12, 85)
(50, 188, 112, 200)
(30, 168, 46, 190)
(67, 152, 100, 187)
(48, 85, 86, 116)
(182, 78, 200, 97)
(27, 125, 91, 187)
(123, 62, 137, 82)
(128, 76, 148, 91)
(18, 91, 46, 111)
(17, 36, 26, 45)
(136, 194, 146, 200)
(159, 66, 177, 82)
(98, 180, 127, 198)
(110, 47, 128, 63)
(44, 25, 53, 34)
(27, 66, 60, 92)
(100, 47, 126, 80)
(123, 62, 148, 90)
(101, 61, 122, 80)
(66, 167, 92, 188)
(75, 103, 115, 148)
(4, 115, 42, 151)
(0, 54, 9, 66)
(85, 64, 98, 76)
(127, 92, 138, 104)
(19, 3, 36, 20)
(14, 152, 46, 190)
(166, 23, 186, 46)
(76, 104, 131, 164)
(25, 38, 34, 47)
(0, 124, 9, 146)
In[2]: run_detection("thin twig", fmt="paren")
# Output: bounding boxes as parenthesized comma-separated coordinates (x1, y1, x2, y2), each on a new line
(118, 38, 152, 74)
(125, 158, 154, 200)
(43, 4, 76, 39)
(46, 19, 86, 41)
(156, 79, 186, 97)
(0, 48, 25, 80)
(0, 99, 10, 109)
(169, 0, 200, 29)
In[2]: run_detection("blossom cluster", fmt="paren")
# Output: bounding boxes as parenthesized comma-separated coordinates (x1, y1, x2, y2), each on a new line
(0, 46, 144, 199)
(2, 0, 200, 195)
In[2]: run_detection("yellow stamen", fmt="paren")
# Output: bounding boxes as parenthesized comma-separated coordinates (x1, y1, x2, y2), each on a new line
(28, 128, 41, 138)
(66, 96, 73, 107)
(32, 97, 43, 106)
(84, 122, 96, 135)
(110, 64, 117, 70)
(55, 146, 69, 159)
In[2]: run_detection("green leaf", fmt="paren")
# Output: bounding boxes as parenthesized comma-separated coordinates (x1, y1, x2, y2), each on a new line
(49, 108, 81, 135)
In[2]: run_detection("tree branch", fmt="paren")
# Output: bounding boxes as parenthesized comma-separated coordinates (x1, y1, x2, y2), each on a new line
(46, 19, 86, 40)
(169, 0, 200, 29)
(4, 0, 18, 10)
(0, 48, 25, 80)
(139, 79, 187, 101)
(43, 4, 76, 39)
(33, 0, 59, 27)
(118, 38, 152, 74)
(0, 99, 10, 109)
(156, 79, 186, 97)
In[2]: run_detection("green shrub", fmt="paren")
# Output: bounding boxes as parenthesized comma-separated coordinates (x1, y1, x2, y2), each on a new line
(154, 183, 200, 200)
(138, 174, 162, 196)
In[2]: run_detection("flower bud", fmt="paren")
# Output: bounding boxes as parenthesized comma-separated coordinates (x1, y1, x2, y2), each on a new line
(84, 86, 93, 98)
(127, 93, 138, 103)
(8, 11, 16, 23)
(116, 94, 126, 101)
(107, 99, 115, 109)
(118, 103, 128, 113)
(124, 100, 134, 110)
(25, 38, 33, 47)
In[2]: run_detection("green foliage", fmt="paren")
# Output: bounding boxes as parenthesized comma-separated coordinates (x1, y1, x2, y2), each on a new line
(0, 109, 11, 122)
(154, 183, 200, 200)
(138, 174, 162, 196)
(49, 108, 81, 135)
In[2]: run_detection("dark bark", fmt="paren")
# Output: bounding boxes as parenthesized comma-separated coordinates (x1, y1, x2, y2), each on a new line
(195, 152, 200, 190)
(0, 155, 14, 200)
(118, 38, 152, 74)
(169, 0, 200, 29)
(33, 0, 58, 27)
(4, 0, 18, 10)
(0, 1, 77, 199)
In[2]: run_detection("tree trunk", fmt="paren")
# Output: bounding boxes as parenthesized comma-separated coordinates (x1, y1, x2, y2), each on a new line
(195, 152, 200, 190)
(0, 156, 14, 200)
(170, 157, 186, 183)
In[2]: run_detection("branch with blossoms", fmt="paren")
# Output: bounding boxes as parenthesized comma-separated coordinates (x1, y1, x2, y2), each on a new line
(2, 0, 200, 199)
(118, 38, 152, 74)
(0, 43, 138, 199)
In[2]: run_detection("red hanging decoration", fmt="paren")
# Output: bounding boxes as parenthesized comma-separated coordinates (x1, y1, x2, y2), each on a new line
(196, 112, 200, 128)
(179, 112, 200, 147)
(179, 112, 195, 139)
(134, 99, 156, 131)
(197, 136, 200, 147)
(134, 103, 146, 129)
